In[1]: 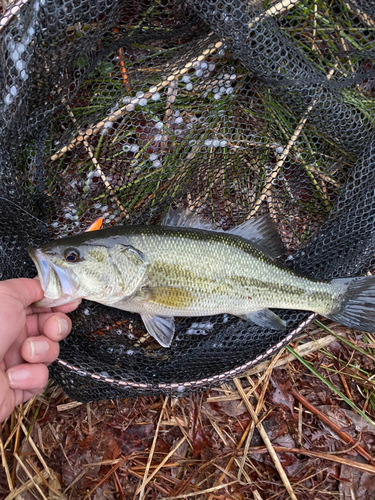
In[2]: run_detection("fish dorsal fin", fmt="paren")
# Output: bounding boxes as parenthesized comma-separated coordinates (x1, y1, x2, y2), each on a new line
(141, 314, 175, 347)
(228, 215, 284, 259)
(162, 206, 217, 231)
(110, 244, 147, 296)
(246, 309, 286, 330)
(162, 206, 284, 259)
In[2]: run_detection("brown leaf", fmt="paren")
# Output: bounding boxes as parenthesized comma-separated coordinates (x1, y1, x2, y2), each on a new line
(112, 423, 154, 455)
(270, 369, 295, 413)
(340, 456, 375, 500)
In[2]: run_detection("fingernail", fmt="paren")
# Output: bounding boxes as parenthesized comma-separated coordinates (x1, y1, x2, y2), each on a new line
(28, 339, 49, 357)
(57, 317, 68, 337)
(7, 368, 29, 386)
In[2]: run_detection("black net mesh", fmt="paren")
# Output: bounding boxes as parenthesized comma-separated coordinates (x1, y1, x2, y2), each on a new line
(1, 0, 375, 401)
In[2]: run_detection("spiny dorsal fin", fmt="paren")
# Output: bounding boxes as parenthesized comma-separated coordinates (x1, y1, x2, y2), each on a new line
(228, 215, 284, 259)
(161, 206, 217, 231)
(162, 206, 284, 259)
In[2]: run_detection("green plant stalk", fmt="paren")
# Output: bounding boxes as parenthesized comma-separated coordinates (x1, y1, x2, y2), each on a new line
(286, 345, 375, 429)
(314, 319, 375, 362)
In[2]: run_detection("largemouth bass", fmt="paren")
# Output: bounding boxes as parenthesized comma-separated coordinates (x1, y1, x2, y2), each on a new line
(29, 208, 375, 347)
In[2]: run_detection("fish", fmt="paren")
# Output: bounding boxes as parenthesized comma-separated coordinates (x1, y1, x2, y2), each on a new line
(28, 207, 375, 347)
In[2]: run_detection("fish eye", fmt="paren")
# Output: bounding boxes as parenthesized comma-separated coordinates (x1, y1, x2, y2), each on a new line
(64, 248, 81, 263)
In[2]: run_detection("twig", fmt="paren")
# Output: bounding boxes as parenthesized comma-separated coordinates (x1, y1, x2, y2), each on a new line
(234, 378, 299, 500)
(249, 446, 375, 475)
(247, 68, 335, 218)
(11, 403, 23, 486)
(244, 334, 336, 376)
(4, 398, 36, 449)
(237, 347, 286, 480)
(128, 469, 171, 496)
(65, 105, 128, 219)
(113, 470, 125, 500)
(86, 403, 92, 434)
(135, 436, 186, 495)
(167, 450, 244, 497)
(338, 371, 353, 401)
(26, 458, 61, 497)
(83, 456, 127, 500)
(298, 402, 303, 447)
(163, 480, 239, 500)
(0, 423, 13, 492)
(290, 388, 375, 465)
(248, 0, 301, 29)
(50, 40, 224, 162)
(206, 335, 336, 404)
(18, 420, 50, 477)
(57, 401, 83, 412)
(13, 452, 48, 500)
(343, 1, 375, 27)
(63, 469, 88, 493)
(0, 0, 29, 34)
(4, 470, 50, 500)
(139, 397, 169, 500)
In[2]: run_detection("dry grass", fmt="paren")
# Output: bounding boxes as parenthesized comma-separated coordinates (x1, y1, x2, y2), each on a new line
(1, 320, 375, 500)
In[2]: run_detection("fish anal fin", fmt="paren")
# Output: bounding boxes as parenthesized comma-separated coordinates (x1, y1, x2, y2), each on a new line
(234, 314, 248, 321)
(146, 286, 195, 309)
(245, 309, 286, 330)
(141, 314, 175, 347)
(228, 215, 284, 259)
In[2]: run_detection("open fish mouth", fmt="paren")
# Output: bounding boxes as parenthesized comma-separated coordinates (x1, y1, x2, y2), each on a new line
(28, 247, 79, 305)
(29, 248, 53, 294)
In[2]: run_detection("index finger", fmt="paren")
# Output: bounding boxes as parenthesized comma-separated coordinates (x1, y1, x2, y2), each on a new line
(0, 279, 44, 308)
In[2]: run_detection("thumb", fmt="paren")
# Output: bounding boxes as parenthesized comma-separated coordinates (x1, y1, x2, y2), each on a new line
(0, 279, 44, 308)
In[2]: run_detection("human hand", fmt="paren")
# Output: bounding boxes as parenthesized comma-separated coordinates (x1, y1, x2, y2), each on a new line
(0, 278, 81, 423)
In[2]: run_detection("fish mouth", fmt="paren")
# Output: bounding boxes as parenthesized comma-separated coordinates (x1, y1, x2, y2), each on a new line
(28, 247, 79, 301)
(29, 248, 52, 294)
(50, 261, 78, 297)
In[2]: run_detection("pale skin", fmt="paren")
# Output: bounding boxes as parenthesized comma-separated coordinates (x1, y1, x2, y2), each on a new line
(0, 279, 81, 423)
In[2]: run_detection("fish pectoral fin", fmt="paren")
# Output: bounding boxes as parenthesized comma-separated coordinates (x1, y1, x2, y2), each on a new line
(245, 309, 286, 330)
(141, 314, 175, 347)
(146, 286, 195, 309)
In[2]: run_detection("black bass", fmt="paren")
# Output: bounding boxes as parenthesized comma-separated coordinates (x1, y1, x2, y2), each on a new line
(28, 208, 375, 347)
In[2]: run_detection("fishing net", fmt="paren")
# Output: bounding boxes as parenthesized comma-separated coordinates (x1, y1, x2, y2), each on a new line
(1, 0, 375, 402)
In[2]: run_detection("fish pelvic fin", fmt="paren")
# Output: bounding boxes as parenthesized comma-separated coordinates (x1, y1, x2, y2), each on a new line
(245, 309, 286, 330)
(141, 314, 175, 347)
(326, 275, 375, 333)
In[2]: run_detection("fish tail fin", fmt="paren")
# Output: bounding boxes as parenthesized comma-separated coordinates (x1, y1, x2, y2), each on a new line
(325, 276, 375, 332)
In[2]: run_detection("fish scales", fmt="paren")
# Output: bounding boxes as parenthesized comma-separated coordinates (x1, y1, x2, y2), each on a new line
(29, 211, 375, 347)
(115, 227, 334, 318)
